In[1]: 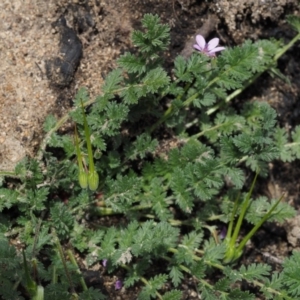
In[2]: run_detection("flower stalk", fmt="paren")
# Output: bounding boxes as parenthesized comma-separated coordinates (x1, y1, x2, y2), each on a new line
(224, 171, 285, 263)
(74, 125, 88, 189)
(79, 100, 99, 191)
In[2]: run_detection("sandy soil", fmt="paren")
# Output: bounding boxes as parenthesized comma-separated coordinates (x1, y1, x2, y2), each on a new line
(0, 0, 132, 171)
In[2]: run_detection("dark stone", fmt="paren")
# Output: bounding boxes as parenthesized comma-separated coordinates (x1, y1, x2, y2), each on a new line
(46, 16, 83, 87)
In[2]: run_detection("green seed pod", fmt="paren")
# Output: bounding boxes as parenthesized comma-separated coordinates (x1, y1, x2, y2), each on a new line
(88, 170, 99, 191)
(35, 285, 44, 300)
(78, 171, 88, 189)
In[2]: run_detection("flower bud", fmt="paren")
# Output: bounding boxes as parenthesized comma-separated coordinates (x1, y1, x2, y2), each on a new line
(88, 170, 99, 191)
(115, 279, 122, 290)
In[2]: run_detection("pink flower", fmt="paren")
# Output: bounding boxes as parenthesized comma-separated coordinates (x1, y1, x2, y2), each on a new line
(193, 35, 225, 57)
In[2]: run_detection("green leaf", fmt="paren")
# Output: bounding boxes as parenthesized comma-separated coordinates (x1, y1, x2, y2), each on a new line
(203, 240, 226, 264)
(187, 52, 210, 74)
(107, 151, 121, 169)
(282, 251, 300, 297)
(74, 87, 89, 106)
(105, 173, 142, 212)
(190, 260, 206, 280)
(227, 289, 255, 300)
(50, 203, 73, 239)
(142, 67, 170, 93)
(262, 272, 284, 299)
(0, 188, 19, 211)
(61, 135, 75, 158)
(43, 114, 57, 132)
(0, 237, 20, 271)
(124, 260, 149, 288)
(161, 290, 182, 300)
(0, 284, 24, 300)
(126, 133, 158, 160)
(286, 15, 300, 32)
(102, 68, 123, 94)
(169, 266, 184, 287)
(121, 85, 139, 104)
(181, 231, 203, 251)
(26, 188, 49, 212)
(79, 287, 106, 300)
(238, 263, 271, 281)
(97, 227, 118, 260)
(200, 285, 218, 300)
(220, 136, 241, 164)
(246, 196, 295, 224)
(170, 167, 193, 213)
(132, 14, 170, 55)
(214, 277, 231, 292)
(118, 52, 146, 74)
(149, 178, 172, 221)
(118, 221, 139, 250)
(44, 283, 70, 299)
(138, 274, 168, 300)
(216, 40, 278, 91)
(222, 166, 245, 189)
(174, 55, 193, 83)
(274, 127, 292, 162)
(201, 92, 216, 107)
(289, 125, 300, 159)
(48, 133, 63, 148)
(131, 221, 179, 257)
(99, 101, 129, 135)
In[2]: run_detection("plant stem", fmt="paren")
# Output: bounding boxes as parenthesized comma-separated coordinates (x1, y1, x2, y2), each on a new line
(67, 249, 88, 292)
(274, 32, 300, 61)
(225, 193, 240, 243)
(52, 228, 76, 295)
(80, 101, 94, 174)
(236, 194, 285, 256)
(225, 172, 258, 262)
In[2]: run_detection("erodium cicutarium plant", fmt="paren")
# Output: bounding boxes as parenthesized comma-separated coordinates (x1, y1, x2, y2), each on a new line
(1, 13, 300, 300)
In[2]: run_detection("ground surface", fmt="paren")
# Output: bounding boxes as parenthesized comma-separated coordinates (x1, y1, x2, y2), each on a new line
(1, 0, 300, 299)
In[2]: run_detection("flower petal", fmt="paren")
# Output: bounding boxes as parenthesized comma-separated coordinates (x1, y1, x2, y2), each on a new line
(207, 38, 220, 51)
(195, 35, 206, 50)
(193, 44, 202, 51)
(208, 46, 225, 54)
(207, 52, 216, 57)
